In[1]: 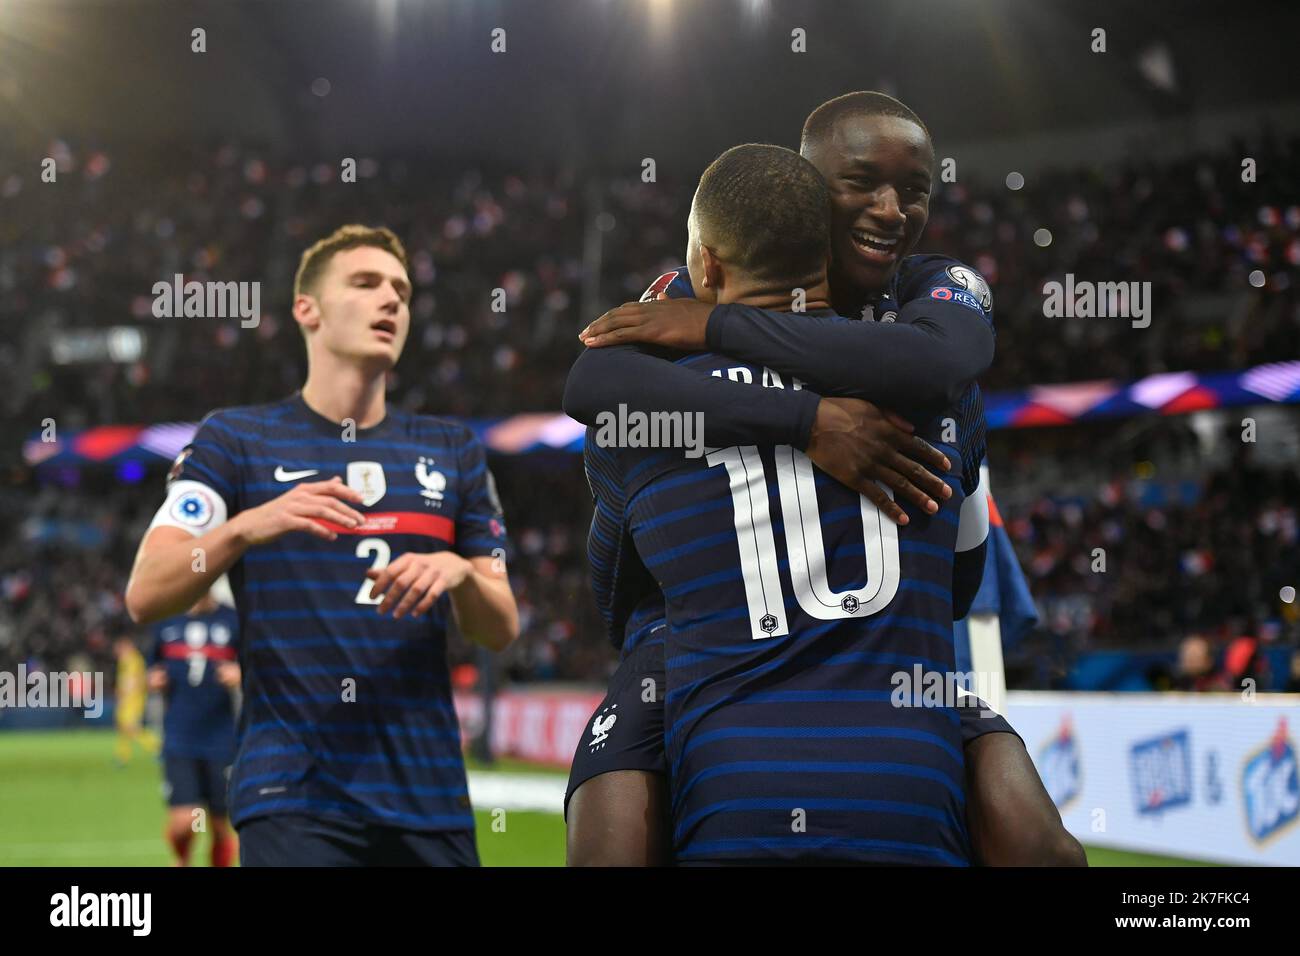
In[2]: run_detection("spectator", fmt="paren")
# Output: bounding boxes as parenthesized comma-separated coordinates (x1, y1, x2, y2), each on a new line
(1172, 635, 1230, 691)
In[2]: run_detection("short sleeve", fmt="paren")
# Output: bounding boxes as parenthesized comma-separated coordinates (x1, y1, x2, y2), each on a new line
(167, 412, 241, 509)
(454, 428, 510, 559)
(146, 412, 241, 536)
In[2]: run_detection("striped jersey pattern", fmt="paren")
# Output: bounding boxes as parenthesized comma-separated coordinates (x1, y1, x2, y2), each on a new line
(150, 606, 241, 761)
(171, 393, 508, 831)
(602, 319, 980, 865)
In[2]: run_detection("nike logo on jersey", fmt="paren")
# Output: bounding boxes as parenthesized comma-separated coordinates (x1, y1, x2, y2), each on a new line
(274, 467, 319, 482)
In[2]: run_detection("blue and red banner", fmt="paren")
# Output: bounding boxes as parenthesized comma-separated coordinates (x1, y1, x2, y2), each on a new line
(25, 360, 1300, 467)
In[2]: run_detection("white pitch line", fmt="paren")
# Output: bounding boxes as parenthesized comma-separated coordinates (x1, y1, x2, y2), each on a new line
(466, 770, 566, 815)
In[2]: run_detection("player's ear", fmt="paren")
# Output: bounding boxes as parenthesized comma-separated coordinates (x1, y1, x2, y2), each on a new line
(292, 292, 321, 333)
(701, 244, 724, 290)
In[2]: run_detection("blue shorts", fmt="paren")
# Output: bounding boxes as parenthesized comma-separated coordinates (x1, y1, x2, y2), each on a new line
(564, 636, 667, 818)
(237, 813, 480, 867)
(163, 754, 232, 815)
(564, 636, 1023, 813)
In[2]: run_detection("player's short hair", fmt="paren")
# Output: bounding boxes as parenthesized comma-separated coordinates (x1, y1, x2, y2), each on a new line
(800, 91, 931, 155)
(693, 143, 830, 287)
(293, 224, 408, 299)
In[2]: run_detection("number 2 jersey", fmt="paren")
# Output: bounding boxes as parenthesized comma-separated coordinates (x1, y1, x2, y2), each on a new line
(146, 392, 509, 832)
(606, 311, 980, 866)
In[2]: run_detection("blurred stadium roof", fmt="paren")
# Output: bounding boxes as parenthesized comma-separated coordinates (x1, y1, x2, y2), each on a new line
(2, 0, 1297, 168)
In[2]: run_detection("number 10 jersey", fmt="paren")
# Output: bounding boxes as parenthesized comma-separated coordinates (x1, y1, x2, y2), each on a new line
(614, 334, 977, 865)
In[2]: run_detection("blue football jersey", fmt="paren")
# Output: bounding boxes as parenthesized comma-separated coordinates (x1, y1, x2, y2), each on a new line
(586, 298, 983, 864)
(586, 257, 990, 656)
(864, 253, 990, 494)
(150, 606, 240, 761)
(158, 392, 509, 831)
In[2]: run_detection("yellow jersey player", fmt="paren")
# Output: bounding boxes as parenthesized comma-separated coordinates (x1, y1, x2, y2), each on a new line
(113, 636, 160, 765)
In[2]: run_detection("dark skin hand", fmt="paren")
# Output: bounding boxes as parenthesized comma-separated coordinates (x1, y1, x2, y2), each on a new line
(807, 397, 951, 525)
(578, 296, 954, 522)
(579, 295, 710, 349)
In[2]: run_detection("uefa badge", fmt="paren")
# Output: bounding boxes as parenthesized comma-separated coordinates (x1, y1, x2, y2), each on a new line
(346, 461, 386, 507)
(945, 265, 992, 311)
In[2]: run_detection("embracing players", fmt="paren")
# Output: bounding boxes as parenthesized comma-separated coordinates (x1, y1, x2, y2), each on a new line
(574, 142, 982, 863)
(564, 92, 1084, 865)
(126, 225, 518, 866)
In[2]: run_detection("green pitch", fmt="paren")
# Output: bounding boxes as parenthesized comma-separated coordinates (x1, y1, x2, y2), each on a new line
(1083, 846, 1218, 867)
(0, 730, 565, 866)
(0, 730, 1207, 867)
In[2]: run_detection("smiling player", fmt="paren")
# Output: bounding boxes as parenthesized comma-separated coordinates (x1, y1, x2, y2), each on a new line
(564, 93, 1084, 866)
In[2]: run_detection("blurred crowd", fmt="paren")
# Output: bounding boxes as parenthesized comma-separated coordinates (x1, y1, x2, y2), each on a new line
(930, 129, 1300, 391)
(2, 130, 1299, 688)
(993, 421, 1300, 690)
(0, 458, 608, 687)
(2, 130, 1298, 432)
(7, 435, 1297, 689)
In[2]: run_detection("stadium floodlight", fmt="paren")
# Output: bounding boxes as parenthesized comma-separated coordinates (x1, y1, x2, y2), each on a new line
(376, 0, 399, 45)
(646, 0, 673, 38)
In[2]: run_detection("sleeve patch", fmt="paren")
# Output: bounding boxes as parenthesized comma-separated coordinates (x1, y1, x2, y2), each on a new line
(166, 447, 193, 484)
(147, 479, 229, 536)
(639, 271, 680, 303)
(171, 489, 216, 527)
(484, 469, 505, 516)
(931, 287, 986, 313)
(944, 265, 992, 312)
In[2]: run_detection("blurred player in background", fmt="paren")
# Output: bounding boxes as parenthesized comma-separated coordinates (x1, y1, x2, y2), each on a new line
(113, 636, 160, 766)
(147, 583, 241, 866)
(125, 225, 518, 866)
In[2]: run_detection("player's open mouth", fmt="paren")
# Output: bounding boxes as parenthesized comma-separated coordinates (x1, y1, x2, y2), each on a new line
(371, 319, 397, 340)
(850, 230, 901, 264)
